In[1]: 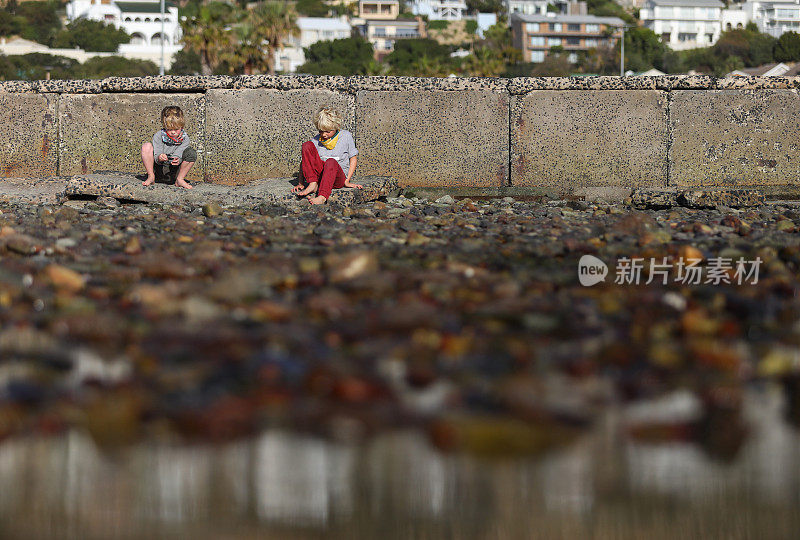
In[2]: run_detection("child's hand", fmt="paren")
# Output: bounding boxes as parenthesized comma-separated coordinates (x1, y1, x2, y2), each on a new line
(158, 153, 168, 162)
(169, 156, 180, 165)
(344, 180, 363, 189)
(290, 184, 304, 194)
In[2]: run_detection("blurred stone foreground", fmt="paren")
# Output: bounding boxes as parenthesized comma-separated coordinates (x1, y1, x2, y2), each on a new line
(1, 175, 800, 536)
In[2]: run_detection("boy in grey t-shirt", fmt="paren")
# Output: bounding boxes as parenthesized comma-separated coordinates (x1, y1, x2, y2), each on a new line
(291, 107, 362, 204)
(141, 106, 197, 189)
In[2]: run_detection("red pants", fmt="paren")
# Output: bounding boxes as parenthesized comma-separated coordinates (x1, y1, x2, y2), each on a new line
(301, 141, 346, 199)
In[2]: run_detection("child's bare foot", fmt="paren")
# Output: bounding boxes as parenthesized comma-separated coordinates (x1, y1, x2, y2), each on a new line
(142, 175, 155, 186)
(307, 195, 327, 205)
(297, 182, 318, 197)
(175, 179, 193, 189)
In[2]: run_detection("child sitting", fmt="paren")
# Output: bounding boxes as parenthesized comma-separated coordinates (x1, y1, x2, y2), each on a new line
(291, 107, 362, 204)
(141, 106, 197, 189)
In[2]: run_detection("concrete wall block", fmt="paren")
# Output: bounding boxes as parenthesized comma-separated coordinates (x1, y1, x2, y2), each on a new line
(0, 93, 58, 178)
(205, 88, 352, 185)
(59, 93, 205, 180)
(670, 89, 800, 187)
(355, 90, 509, 187)
(511, 90, 668, 190)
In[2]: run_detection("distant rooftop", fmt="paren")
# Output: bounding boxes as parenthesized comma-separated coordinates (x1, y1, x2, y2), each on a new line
(297, 17, 351, 31)
(511, 13, 625, 26)
(115, 2, 177, 13)
(646, 0, 724, 7)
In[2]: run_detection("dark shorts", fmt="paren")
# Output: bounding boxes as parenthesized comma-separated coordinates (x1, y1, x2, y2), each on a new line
(154, 147, 197, 181)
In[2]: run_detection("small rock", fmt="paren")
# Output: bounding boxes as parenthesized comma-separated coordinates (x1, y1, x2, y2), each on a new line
(45, 264, 85, 293)
(435, 195, 455, 205)
(202, 202, 223, 217)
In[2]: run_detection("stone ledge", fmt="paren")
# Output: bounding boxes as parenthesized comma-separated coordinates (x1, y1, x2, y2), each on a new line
(64, 173, 398, 207)
(0, 75, 799, 94)
(347, 75, 508, 93)
(631, 188, 766, 208)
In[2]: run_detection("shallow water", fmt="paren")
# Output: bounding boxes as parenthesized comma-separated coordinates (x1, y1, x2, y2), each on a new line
(1, 386, 798, 539)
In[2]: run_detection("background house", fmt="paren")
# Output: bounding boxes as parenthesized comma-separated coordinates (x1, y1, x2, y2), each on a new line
(511, 11, 624, 63)
(65, 0, 182, 67)
(640, 0, 725, 51)
(277, 16, 352, 73)
(743, 0, 800, 38)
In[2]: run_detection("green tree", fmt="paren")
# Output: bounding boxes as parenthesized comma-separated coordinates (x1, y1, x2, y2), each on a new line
(16, 1, 61, 45)
(531, 51, 571, 76)
(52, 19, 131, 52)
(295, 0, 329, 17)
(465, 0, 502, 14)
(76, 56, 159, 78)
(585, 0, 636, 24)
(246, 1, 300, 75)
(0, 52, 77, 80)
(462, 46, 504, 76)
(168, 48, 203, 75)
(180, 1, 236, 76)
(749, 32, 777, 66)
(385, 38, 451, 74)
(0, 11, 25, 36)
(621, 26, 666, 71)
(299, 36, 374, 75)
(774, 31, 800, 62)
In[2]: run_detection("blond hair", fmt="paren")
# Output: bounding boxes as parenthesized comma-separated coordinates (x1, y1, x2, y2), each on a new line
(161, 106, 185, 130)
(313, 107, 343, 132)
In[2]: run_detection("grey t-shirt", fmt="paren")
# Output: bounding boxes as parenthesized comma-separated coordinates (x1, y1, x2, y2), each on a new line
(152, 130, 191, 162)
(312, 129, 358, 173)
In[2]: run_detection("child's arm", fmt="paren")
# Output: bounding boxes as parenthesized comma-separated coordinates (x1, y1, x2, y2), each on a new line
(344, 156, 361, 189)
(152, 132, 168, 162)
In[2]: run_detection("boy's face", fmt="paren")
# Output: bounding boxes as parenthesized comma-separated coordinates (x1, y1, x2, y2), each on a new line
(319, 129, 336, 140)
(165, 128, 182, 137)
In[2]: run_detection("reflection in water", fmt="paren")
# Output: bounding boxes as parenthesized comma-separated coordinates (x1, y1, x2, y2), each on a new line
(1, 387, 800, 538)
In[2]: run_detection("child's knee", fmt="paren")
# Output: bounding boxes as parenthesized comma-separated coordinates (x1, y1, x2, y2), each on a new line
(142, 141, 153, 152)
(322, 159, 337, 170)
(182, 147, 197, 163)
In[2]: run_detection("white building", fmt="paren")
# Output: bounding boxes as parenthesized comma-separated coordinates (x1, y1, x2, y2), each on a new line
(277, 16, 352, 73)
(410, 0, 468, 21)
(506, 0, 576, 16)
(743, 0, 800, 38)
(640, 0, 725, 50)
(66, 0, 182, 66)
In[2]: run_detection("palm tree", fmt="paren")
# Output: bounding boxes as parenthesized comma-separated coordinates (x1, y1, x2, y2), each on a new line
(246, 1, 299, 75)
(180, 2, 236, 76)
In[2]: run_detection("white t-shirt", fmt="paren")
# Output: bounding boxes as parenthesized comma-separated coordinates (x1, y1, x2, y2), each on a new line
(312, 130, 358, 172)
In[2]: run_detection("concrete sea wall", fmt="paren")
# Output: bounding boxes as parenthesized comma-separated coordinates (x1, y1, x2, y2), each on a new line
(2, 75, 800, 196)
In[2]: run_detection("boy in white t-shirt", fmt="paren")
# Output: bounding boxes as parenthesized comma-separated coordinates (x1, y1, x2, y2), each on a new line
(291, 107, 362, 204)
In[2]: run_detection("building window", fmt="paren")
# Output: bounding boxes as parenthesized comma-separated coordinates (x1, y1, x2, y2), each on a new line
(777, 9, 798, 18)
(548, 37, 561, 46)
(568, 53, 577, 63)
(585, 24, 598, 32)
(526, 23, 539, 32)
(548, 23, 562, 31)
(530, 36, 545, 46)
(585, 38, 598, 47)
(707, 8, 717, 19)
(661, 33, 671, 42)
(706, 33, 714, 43)
(678, 32, 696, 42)
(567, 24, 580, 32)
(374, 28, 386, 37)
(658, 6, 672, 18)
(397, 28, 418, 37)
(531, 50, 545, 62)
(124, 17, 131, 22)
(680, 7, 693, 18)
(566, 37, 580, 46)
